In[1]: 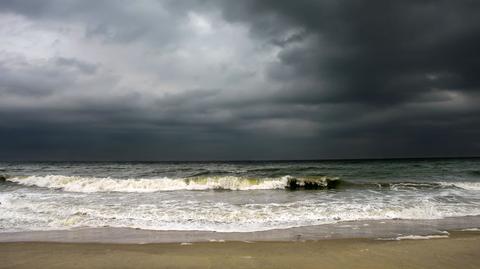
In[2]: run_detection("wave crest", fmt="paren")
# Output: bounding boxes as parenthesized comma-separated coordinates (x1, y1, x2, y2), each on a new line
(6, 175, 297, 192)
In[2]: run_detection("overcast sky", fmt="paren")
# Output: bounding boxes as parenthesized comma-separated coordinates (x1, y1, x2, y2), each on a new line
(1, 0, 479, 161)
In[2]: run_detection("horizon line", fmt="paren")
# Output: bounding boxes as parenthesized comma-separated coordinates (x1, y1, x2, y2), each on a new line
(2, 155, 479, 163)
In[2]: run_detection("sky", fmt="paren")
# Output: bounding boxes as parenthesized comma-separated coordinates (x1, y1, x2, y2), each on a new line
(0, 0, 479, 161)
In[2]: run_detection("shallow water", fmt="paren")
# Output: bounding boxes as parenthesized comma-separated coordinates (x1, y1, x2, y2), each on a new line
(1, 158, 480, 232)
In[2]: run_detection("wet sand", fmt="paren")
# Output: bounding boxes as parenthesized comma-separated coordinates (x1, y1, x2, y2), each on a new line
(1, 231, 479, 269)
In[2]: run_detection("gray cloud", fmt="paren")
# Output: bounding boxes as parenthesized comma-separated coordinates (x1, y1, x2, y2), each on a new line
(55, 57, 98, 75)
(0, 0, 479, 160)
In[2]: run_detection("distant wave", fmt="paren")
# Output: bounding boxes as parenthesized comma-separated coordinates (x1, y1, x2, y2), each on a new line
(3, 174, 480, 193)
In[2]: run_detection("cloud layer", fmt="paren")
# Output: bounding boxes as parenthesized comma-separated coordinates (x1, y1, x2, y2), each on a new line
(1, 0, 479, 160)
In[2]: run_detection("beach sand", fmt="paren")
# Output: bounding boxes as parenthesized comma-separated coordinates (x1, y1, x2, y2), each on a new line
(1, 231, 479, 269)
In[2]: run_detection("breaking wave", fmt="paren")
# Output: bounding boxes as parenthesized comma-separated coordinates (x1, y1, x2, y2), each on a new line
(3, 174, 480, 193)
(4, 175, 309, 192)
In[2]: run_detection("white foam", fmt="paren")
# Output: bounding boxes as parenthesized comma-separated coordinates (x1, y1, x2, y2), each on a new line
(208, 239, 225, 242)
(395, 234, 449, 240)
(1, 188, 480, 233)
(6, 175, 290, 192)
(2, 176, 480, 233)
(460, 228, 480, 231)
(439, 182, 480, 190)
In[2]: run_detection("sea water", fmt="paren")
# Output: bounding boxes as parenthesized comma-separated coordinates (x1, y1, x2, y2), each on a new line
(1, 158, 480, 233)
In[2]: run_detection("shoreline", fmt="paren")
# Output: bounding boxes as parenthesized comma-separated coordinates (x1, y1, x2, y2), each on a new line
(1, 216, 479, 244)
(1, 231, 479, 269)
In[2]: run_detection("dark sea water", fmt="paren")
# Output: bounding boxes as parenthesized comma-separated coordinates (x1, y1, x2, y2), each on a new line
(1, 158, 480, 233)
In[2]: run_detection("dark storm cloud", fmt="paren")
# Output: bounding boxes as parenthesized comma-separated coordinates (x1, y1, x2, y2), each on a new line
(214, 0, 480, 103)
(209, 0, 480, 157)
(0, 0, 479, 160)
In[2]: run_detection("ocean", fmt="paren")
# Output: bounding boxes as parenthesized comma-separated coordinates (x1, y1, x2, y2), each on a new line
(1, 158, 480, 234)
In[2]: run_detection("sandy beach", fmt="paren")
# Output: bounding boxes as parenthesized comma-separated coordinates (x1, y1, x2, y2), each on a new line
(1, 231, 479, 269)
